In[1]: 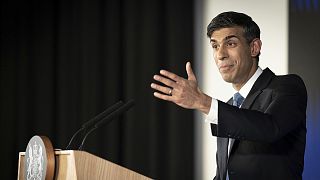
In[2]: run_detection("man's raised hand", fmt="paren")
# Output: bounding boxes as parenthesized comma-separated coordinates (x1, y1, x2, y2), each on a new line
(151, 62, 211, 114)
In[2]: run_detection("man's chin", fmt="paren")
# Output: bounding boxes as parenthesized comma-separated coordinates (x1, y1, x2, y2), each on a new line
(220, 74, 233, 83)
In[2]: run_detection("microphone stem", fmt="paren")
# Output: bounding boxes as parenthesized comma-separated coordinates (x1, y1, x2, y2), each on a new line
(78, 127, 97, 150)
(66, 127, 84, 150)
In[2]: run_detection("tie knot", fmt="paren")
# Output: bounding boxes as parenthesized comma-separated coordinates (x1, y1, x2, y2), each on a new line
(233, 92, 244, 107)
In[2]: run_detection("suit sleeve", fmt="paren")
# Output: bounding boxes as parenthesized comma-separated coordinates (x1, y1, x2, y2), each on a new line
(212, 75, 307, 143)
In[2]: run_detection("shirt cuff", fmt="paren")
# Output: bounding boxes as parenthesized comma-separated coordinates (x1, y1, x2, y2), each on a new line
(205, 98, 218, 124)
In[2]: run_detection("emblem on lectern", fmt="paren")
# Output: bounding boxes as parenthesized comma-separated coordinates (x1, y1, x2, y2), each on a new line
(26, 141, 44, 180)
(24, 136, 54, 180)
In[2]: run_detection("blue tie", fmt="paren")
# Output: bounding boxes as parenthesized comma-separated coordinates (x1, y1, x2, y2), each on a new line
(233, 92, 244, 108)
(227, 92, 244, 180)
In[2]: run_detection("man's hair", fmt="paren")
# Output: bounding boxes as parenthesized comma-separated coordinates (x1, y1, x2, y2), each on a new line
(207, 11, 261, 60)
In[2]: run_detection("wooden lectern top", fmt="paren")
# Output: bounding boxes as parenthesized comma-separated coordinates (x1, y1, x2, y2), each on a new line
(18, 150, 152, 180)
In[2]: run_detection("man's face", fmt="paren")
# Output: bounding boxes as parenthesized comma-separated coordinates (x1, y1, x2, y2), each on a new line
(210, 27, 259, 88)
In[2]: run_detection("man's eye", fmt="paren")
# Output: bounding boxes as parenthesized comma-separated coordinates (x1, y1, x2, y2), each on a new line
(212, 44, 218, 49)
(227, 42, 236, 47)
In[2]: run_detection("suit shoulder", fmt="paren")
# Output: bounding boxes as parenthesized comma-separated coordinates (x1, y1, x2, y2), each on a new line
(275, 74, 305, 87)
(272, 74, 307, 97)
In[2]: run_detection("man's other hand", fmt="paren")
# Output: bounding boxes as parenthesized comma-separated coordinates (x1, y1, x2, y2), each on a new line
(151, 62, 212, 114)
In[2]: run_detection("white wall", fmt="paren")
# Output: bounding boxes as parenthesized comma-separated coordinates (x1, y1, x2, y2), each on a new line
(194, 1, 288, 179)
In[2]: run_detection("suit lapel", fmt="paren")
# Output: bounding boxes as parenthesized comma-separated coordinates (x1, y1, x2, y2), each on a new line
(241, 68, 274, 109)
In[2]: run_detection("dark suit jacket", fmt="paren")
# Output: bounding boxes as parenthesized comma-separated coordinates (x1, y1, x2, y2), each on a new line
(211, 68, 307, 180)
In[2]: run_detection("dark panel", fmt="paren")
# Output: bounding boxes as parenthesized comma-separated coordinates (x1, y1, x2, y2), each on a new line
(289, 0, 320, 179)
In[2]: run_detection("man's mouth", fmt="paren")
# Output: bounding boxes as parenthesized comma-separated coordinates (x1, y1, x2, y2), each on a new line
(219, 64, 234, 71)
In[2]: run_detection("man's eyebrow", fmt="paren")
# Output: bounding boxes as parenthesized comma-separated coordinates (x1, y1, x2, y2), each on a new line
(224, 35, 239, 40)
(210, 35, 240, 43)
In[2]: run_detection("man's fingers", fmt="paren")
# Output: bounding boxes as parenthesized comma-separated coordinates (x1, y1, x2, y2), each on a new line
(160, 70, 184, 82)
(153, 92, 173, 101)
(153, 75, 178, 88)
(151, 83, 172, 95)
(186, 62, 196, 81)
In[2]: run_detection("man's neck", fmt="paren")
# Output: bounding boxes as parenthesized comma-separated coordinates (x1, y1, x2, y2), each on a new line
(233, 66, 263, 99)
(232, 65, 258, 91)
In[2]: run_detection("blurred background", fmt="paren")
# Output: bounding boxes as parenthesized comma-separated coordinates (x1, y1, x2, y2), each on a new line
(1, 0, 319, 179)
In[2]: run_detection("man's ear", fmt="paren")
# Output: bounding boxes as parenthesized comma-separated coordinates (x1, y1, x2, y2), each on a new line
(250, 38, 262, 58)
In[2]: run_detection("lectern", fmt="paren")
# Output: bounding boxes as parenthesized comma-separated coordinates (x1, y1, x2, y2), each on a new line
(18, 136, 152, 180)
(18, 150, 152, 180)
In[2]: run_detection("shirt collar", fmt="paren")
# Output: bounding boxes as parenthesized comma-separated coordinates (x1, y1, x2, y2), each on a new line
(236, 67, 263, 99)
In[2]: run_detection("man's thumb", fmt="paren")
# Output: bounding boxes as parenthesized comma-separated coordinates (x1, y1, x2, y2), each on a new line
(186, 62, 196, 81)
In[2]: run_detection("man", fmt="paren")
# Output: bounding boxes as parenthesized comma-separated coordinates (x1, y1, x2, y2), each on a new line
(151, 11, 307, 180)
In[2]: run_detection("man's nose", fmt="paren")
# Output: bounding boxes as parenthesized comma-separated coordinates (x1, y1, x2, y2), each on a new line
(215, 46, 228, 60)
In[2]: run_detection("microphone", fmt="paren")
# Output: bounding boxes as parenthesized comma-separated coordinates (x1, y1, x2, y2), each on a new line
(65, 100, 124, 150)
(78, 99, 135, 150)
